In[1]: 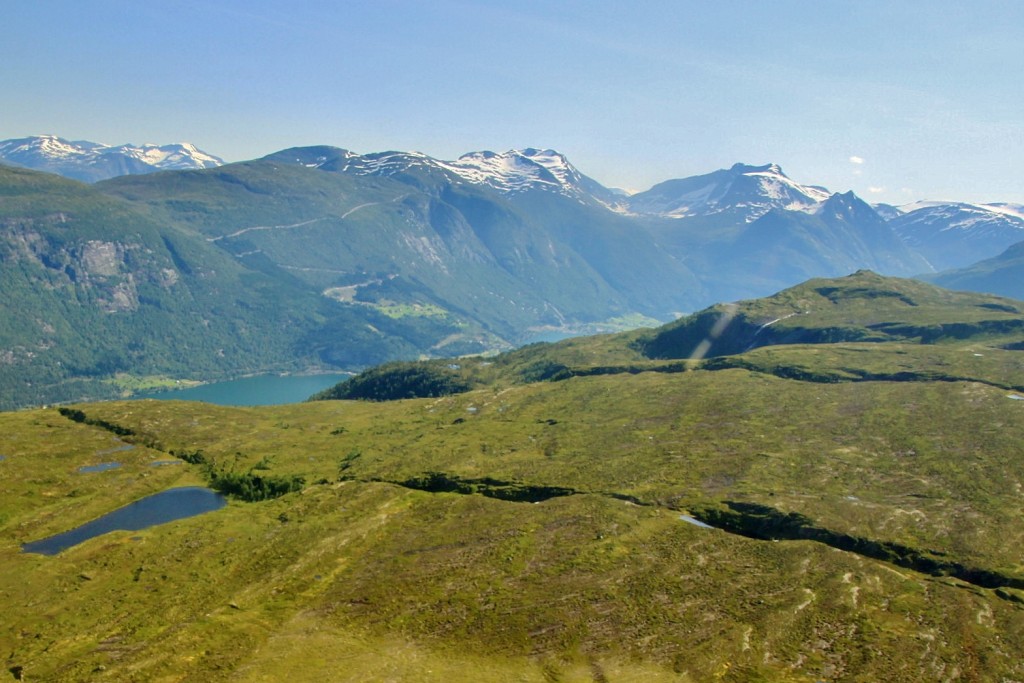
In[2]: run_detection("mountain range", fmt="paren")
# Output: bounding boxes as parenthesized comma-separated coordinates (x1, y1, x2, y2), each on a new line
(0, 135, 223, 182)
(886, 200, 1024, 270)
(1, 134, 1022, 408)
(925, 238, 1024, 300)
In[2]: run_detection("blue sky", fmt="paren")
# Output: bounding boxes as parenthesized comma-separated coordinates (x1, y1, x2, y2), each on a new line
(3, 1, 1022, 204)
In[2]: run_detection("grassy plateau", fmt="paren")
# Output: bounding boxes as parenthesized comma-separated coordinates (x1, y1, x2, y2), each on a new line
(2, 273, 1024, 682)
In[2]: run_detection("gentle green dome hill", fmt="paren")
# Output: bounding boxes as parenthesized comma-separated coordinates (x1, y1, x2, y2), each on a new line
(637, 269, 1024, 359)
(316, 271, 1024, 401)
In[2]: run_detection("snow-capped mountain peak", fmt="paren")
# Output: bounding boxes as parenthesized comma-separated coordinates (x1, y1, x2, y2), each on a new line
(111, 142, 224, 170)
(625, 162, 831, 220)
(444, 148, 584, 196)
(896, 200, 1024, 223)
(0, 134, 87, 161)
(0, 135, 224, 182)
(888, 200, 1024, 271)
(292, 146, 615, 204)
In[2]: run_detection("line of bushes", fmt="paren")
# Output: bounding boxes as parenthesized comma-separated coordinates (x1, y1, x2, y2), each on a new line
(312, 361, 475, 401)
(167, 449, 305, 502)
(58, 406, 135, 436)
(691, 501, 1024, 593)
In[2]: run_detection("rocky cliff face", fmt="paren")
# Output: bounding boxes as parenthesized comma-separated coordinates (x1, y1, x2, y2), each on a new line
(1, 216, 181, 314)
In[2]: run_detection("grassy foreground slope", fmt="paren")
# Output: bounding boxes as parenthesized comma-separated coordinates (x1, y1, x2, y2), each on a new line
(2, 273, 1024, 682)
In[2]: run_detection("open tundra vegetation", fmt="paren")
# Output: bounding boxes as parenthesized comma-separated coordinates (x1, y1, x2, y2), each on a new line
(2, 272, 1024, 681)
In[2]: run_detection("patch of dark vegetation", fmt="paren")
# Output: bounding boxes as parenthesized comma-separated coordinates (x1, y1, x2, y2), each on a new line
(1001, 341, 1024, 351)
(175, 450, 303, 502)
(995, 588, 1024, 604)
(570, 362, 689, 378)
(337, 450, 361, 475)
(208, 470, 305, 502)
(836, 367, 1024, 391)
(815, 285, 917, 307)
(312, 361, 474, 401)
(160, 234, 193, 276)
(699, 357, 1024, 392)
(153, 446, 304, 502)
(58, 406, 135, 437)
(602, 492, 655, 507)
(700, 357, 846, 383)
(867, 319, 1024, 342)
(57, 407, 87, 423)
(631, 309, 745, 359)
(170, 449, 208, 465)
(517, 361, 575, 383)
(509, 362, 690, 385)
(369, 471, 1024, 594)
(380, 472, 578, 503)
(978, 302, 1020, 313)
(690, 501, 1024, 595)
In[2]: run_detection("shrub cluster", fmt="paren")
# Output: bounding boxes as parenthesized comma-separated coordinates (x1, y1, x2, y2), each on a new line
(315, 361, 473, 401)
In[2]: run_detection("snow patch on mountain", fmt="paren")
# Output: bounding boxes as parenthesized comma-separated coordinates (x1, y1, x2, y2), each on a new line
(888, 200, 1024, 271)
(898, 200, 1024, 223)
(894, 202, 1024, 237)
(445, 149, 568, 194)
(113, 142, 224, 170)
(340, 150, 438, 177)
(329, 147, 617, 205)
(2, 135, 84, 160)
(625, 163, 831, 220)
(0, 135, 224, 181)
(984, 203, 1024, 221)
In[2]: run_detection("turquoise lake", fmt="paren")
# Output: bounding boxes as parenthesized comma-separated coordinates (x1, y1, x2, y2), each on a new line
(133, 373, 349, 406)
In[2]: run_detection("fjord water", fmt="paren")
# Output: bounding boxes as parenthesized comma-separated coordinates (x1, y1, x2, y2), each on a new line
(22, 487, 226, 555)
(134, 373, 349, 406)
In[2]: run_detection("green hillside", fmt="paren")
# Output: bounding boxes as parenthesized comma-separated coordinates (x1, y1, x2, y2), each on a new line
(638, 270, 1024, 359)
(925, 240, 1024, 301)
(3, 273, 1024, 681)
(100, 152, 697, 337)
(315, 271, 1024, 402)
(0, 165, 320, 407)
(0, 165, 488, 409)
(3, 148, 968, 411)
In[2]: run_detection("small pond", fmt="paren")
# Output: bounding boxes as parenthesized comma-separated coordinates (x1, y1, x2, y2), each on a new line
(22, 487, 226, 555)
(95, 443, 135, 456)
(78, 462, 122, 473)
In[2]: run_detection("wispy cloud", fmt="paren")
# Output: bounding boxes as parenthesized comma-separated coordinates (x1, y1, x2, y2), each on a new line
(849, 155, 865, 164)
(867, 186, 885, 194)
